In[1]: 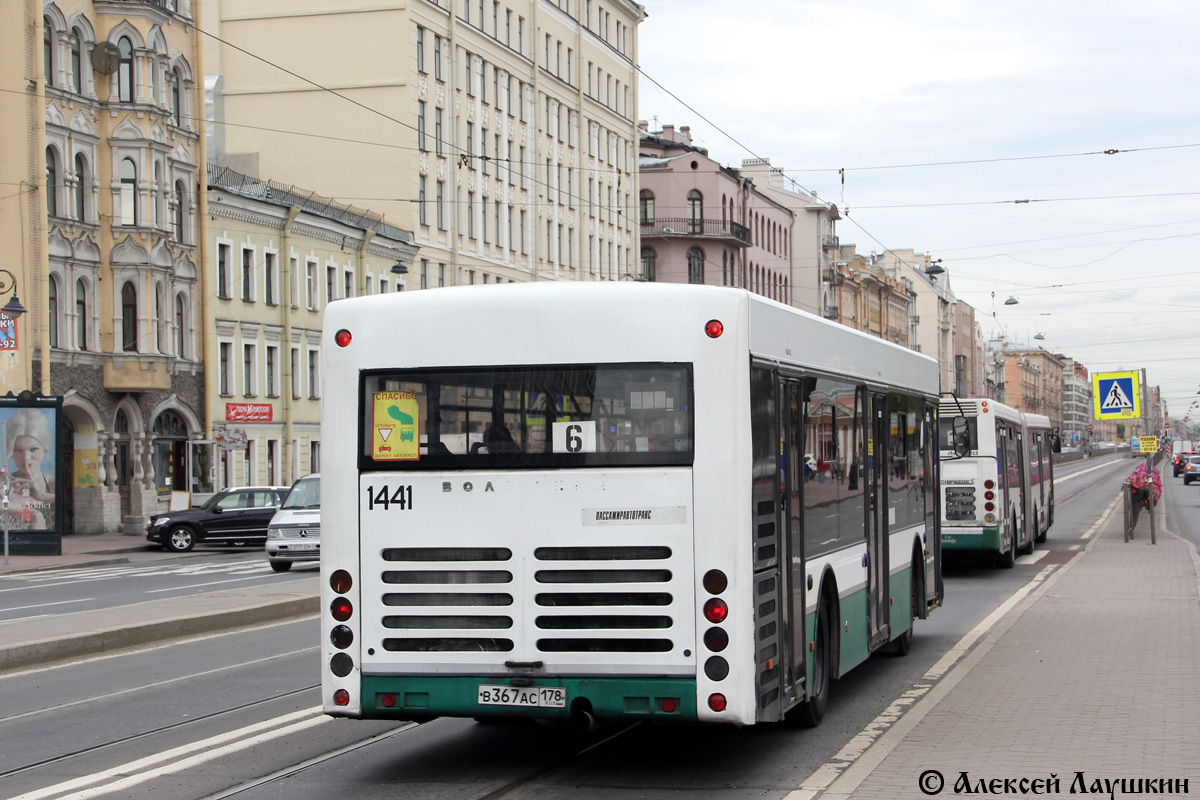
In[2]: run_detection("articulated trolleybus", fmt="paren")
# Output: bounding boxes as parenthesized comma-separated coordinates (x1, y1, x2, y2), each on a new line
(320, 283, 942, 727)
(938, 398, 1056, 568)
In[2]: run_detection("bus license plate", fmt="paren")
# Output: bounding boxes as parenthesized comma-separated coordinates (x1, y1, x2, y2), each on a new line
(477, 685, 567, 708)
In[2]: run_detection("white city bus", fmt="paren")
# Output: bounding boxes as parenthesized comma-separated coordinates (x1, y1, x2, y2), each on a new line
(938, 398, 1057, 567)
(320, 283, 942, 727)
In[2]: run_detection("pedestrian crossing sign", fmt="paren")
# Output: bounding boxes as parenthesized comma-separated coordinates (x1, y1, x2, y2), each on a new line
(1092, 371, 1140, 419)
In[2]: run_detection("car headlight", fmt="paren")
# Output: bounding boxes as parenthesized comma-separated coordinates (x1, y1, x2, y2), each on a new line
(152, 517, 171, 527)
(267, 528, 282, 539)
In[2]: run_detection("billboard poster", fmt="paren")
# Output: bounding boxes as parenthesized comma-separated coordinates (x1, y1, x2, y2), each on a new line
(1, 393, 63, 555)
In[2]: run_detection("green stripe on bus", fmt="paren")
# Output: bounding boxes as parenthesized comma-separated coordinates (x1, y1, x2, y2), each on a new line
(941, 527, 1004, 551)
(359, 675, 698, 721)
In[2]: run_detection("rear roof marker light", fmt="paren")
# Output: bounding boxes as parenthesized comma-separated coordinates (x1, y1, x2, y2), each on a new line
(705, 319, 724, 339)
(335, 329, 352, 348)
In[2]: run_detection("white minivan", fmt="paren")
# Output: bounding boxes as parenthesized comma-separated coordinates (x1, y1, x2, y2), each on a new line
(265, 474, 320, 572)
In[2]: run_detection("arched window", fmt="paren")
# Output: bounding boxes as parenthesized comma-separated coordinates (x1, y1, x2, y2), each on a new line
(171, 68, 183, 126)
(639, 190, 654, 225)
(687, 247, 704, 284)
(45, 148, 58, 217)
(70, 28, 83, 93)
(117, 37, 134, 102)
(686, 190, 702, 234)
(121, 281, 138, 352)
(75, 278, 88, 350)
(119, 157, 137, 226)
(48, 276, 60, 349)
(173, 179, 186, 242)
(175, 293, 186, 357)
(640, 247, 656, 281)
(43, 17, 55, 86)
(74, 153, 88, 222)
(156, 283, 167, 353)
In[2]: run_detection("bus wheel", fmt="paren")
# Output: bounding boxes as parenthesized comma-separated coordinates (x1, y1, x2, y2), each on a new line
(996, 522, 1017, 569)
(794, 597, 832, 727)
(1035, 511, 1048, 544)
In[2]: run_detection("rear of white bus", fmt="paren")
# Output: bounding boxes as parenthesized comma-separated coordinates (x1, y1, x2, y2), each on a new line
(318, 284, 753, 726)
(937, 400, 1007, 553)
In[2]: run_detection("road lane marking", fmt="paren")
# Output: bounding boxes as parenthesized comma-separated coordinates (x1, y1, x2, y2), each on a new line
(8, 707, 327, 800)
(143, 572, 276, 593)
(0, 598, 95, 614)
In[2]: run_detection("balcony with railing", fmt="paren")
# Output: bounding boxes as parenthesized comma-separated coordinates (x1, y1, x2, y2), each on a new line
(641, 218, 751, 246)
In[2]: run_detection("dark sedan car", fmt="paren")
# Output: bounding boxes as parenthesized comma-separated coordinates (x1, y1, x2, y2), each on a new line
(1173, 451, 1195, 477)
(146, 486, 289, 552)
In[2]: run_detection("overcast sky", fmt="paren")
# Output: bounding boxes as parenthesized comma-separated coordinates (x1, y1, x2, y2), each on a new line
(636, 0, 1200, 423)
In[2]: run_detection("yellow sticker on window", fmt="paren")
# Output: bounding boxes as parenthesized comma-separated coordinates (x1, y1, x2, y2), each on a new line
(373, 392, 420, 460)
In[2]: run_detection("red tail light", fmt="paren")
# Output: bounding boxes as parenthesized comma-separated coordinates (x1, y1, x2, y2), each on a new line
(334, 689, 350, 706)
(331, 597, 353, 622)
(703, 598, 728, 623)
(708, 693, 727, 712)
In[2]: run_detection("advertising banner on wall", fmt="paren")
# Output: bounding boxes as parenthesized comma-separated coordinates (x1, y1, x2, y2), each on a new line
(1, 392, 63, 556)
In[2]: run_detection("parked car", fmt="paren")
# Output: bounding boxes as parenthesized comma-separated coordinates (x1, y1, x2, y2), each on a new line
(1173, 451, 1195, 477)
(1184, 456, 1200, 486)
(266, 474, 320, 572)
(147, 486, 289, 552)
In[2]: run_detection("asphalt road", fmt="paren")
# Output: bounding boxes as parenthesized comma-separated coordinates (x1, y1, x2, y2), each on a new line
(0, 454, 1140, 800)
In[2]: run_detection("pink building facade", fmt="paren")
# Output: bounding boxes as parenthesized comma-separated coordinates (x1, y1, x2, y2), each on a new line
(638, 123, 794, 302)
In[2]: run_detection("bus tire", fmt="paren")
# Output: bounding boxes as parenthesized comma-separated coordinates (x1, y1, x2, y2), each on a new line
(1018, 524, 1035, 556)
(794, 595, 832, 727)
(1035, 509, 1048, 544)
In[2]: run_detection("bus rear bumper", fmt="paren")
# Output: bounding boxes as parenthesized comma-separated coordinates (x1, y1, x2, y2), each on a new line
(941, 526, 1004, 552)
(355, 674, 699, 723)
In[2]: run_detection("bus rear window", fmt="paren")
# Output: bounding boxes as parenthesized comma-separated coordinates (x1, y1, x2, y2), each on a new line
(360, 363, 693, 469)
(937, 417, 978, 451)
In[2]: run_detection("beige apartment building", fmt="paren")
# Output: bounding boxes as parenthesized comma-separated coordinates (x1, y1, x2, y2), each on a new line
(205, 165, 419, 492)
(824, 246, 915, 347)
(1000, 347, 1065, 431)
(3, 1, 205, 533)
(738, 158, 841, 316)
(203, 0, 645, 287)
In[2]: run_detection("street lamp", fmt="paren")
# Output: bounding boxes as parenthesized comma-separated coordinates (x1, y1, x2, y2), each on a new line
(1004, 296, 1019, 306)
(390, 263, 408, 275)
(0, 268, 26, 318)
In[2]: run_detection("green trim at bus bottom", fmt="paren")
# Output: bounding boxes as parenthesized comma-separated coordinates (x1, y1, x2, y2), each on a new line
(814, 566, 917, 681)
(359, 675, 699, 721)
(940, 527, 1004, 552)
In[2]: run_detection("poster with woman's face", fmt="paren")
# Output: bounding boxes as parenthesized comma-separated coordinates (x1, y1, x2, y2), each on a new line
(2, 406, 58, 533)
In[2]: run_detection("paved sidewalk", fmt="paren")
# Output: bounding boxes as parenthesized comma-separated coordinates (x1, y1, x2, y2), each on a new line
(807, 480, 1200, 799)
(0, 533, 318, 672)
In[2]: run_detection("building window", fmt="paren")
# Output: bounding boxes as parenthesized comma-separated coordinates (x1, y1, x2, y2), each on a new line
(308, 349, 320, 398)
(46, 148, 58, 217)
(264, 252, 277, 305)
(173, 180, 186, 242)
(418, 100, 428, 150)
(242, 248, 255, 301)
(43, 18, 54, 86)
(306, 261, 317, 309)
(291, 346, 301, 399)
(266, 345, 278, 397)
(434, 34, 443, 81)
(639, 190, 654, 225)
(117, 37, 134, 102)
(121, 281, 138, 351)
(171, 68, 183, 126)
(75, 279, 88, 350)
(326, 266, 336, 305)
(435, 108, 444, 156)
(119, 158, 137, 226)
(70, 28, 83, 93)
(175, 294, 186, 357)
(156, 284, 167, 353)
(436, 180, 446, 229)
(217, 243, 231, 298)
(310, 441, 321, 474)
(687, 190, 702, 234)
(419, 176, 427, 226)
(74, 153, 88, 222)
(416, 26, 426, 73)
(244, 343, 257, 396)
(688, 248, 705, 284)
(48, 276, 59, 349)
(641, 248, 656, 281)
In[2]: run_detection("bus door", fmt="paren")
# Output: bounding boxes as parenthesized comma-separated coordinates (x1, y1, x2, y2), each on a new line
(865, 391, 890, 648)
(781, 379, 807, 709)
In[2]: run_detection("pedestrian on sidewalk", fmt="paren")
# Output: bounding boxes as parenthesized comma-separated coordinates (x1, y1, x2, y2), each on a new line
(1128, 462, 1162, 527)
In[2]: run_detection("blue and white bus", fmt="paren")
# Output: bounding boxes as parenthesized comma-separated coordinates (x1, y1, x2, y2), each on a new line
(319, 283, 942, 727)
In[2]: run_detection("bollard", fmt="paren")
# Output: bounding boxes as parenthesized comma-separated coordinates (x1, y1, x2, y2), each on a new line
(1123, 480, 1132, 542)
